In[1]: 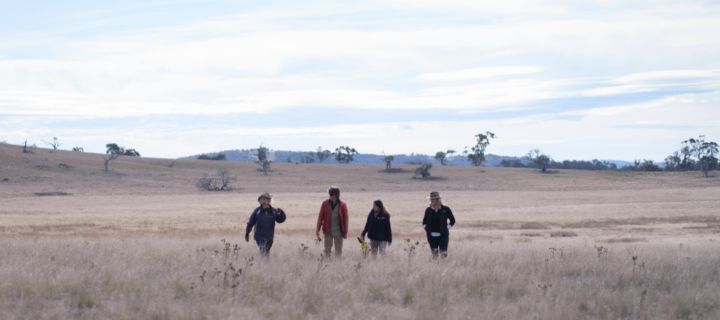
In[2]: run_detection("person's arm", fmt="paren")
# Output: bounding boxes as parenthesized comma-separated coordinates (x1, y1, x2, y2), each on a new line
(447, 206, 456, 227)
(316, 203, 325, 238)
(422, 209, 429, 231)
(387, 216, 392, 245)
(341, 203, 349, 239)
(275, 208, 287, 223)
(245, 209, 258, 242)
(361, 211, 372, 238)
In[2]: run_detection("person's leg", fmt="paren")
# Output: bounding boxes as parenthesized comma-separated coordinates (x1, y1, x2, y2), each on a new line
(334, 236, 343, 257)
(256, 239, 272, 257)
(378, 241, 387, 256)
(323, 235, 333, 257)
(427, 234, 439, 259)
(439, 234, 449, 259)
(370, 240, 379, 257)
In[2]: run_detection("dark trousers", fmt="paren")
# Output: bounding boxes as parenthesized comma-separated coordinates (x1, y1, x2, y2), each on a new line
(426, 233, 449, 259)
(256, 239, 273, 257)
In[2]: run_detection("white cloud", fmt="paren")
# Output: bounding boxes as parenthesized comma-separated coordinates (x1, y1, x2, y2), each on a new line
(417, 66, 542, 81)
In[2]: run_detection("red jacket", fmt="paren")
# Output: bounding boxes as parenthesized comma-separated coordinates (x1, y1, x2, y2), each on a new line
(316, 200, 348, 238)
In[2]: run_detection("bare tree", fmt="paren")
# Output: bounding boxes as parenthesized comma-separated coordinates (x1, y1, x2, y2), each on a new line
(414, 164, 432, 179)
(196, 169, 235, 191)
(46, 137, 60, 152)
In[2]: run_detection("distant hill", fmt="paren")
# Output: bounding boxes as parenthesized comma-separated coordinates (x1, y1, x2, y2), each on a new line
(182, 149, 625, 167)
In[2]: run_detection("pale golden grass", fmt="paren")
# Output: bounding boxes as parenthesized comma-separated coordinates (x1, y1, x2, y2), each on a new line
(1, 237, 719, 320)
(2, 143, 720, 319)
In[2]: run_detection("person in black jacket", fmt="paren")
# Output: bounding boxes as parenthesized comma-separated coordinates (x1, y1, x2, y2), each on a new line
(422, 191, 455, 259)
(360, 200, 392, 257)
(245, 192, 287, 257)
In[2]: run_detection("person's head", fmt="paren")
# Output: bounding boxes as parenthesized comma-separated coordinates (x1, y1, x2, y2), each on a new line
(328, 186, 340, 202)
(258, 192, 272, 206)
(373, 200, 390, 216)
(429, 191, 442, 207)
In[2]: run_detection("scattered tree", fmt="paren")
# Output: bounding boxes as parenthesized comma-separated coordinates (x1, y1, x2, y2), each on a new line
(384, 155, 395, 170)
(196, 169, 235, 191)
(104, 143, 124, 173)
(316, 147, 332, 163)
(22, 140, 29, 153)
(528, 149, 551, 173)
(624, 159, 661, 172)
(197, 153, 226, 160)
(335, 146, 358, 164)
(46, 137, 60, 152)
(124, 149, 141, 157)
(434, 149, 455, 166)
(301, 152, 316, 164)
(414, 164, 433, 179)
(684, 135, 719, 177)
(464, 131, 496, 166)
(255, 145, 272, 175)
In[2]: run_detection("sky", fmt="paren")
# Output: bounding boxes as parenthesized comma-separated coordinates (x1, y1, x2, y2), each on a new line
(1, 0, 719, 161)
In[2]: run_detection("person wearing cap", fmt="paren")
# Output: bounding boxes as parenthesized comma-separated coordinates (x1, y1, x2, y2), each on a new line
(245, 192, 287, 257)
(423, 191, 456, 259)
(316, 186, 349, 258)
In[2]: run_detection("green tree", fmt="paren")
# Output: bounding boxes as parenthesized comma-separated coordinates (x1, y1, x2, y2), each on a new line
(316, 147, 332, 163)
(434, 149, 455, 166)
(464, 132, 495, 166)
(528, 149, 551, 173)
(335, 146, 358, 164)
(684, 135, 719, 177)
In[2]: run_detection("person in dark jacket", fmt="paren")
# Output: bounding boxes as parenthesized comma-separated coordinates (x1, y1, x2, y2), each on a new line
(360, 200, 392, 257)
(422, 191, 455, 259)
(245, 192, 287, 257)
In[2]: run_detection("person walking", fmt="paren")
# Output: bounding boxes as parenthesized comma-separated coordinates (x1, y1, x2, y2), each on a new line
(423, 191, 455, 259)
(316, 186, 348, 258)
(360, 200, 392, 257)
(245, 192, 287, 257)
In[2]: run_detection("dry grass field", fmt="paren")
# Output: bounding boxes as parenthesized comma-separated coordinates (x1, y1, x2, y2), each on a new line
(1, 142, 720, 319)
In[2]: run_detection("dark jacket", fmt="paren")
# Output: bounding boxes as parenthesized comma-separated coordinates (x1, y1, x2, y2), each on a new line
(423, 205, 456, 235)
(246, 205, 286, 241)
(316, 200, 349, 238)
(361, 211, 392, 243)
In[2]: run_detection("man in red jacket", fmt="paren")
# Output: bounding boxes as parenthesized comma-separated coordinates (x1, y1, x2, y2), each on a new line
(316, 186, 349, 258)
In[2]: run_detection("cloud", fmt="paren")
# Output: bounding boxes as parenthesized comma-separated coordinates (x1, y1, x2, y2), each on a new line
(417, 66, 542, 81)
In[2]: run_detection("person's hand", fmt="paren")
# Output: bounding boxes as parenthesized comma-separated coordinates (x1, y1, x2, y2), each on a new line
(244, 234, 250, 242)
(315, 231, 321, 242)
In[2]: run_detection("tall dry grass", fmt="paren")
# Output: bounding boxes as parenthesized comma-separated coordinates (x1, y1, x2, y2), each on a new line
(1, 236, 718, 319)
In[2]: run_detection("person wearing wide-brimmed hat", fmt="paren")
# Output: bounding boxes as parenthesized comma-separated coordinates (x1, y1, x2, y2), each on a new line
(423, 191, 456, 259)
(316, 186, 349, 258)
(245, 192, 287, 257)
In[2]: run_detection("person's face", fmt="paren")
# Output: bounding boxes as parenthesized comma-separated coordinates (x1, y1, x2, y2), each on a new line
(431, 198, 440, 206)
(261, 197, 271, 206)
(329, 194, 338, 202)
(373, 204, 380, 212)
